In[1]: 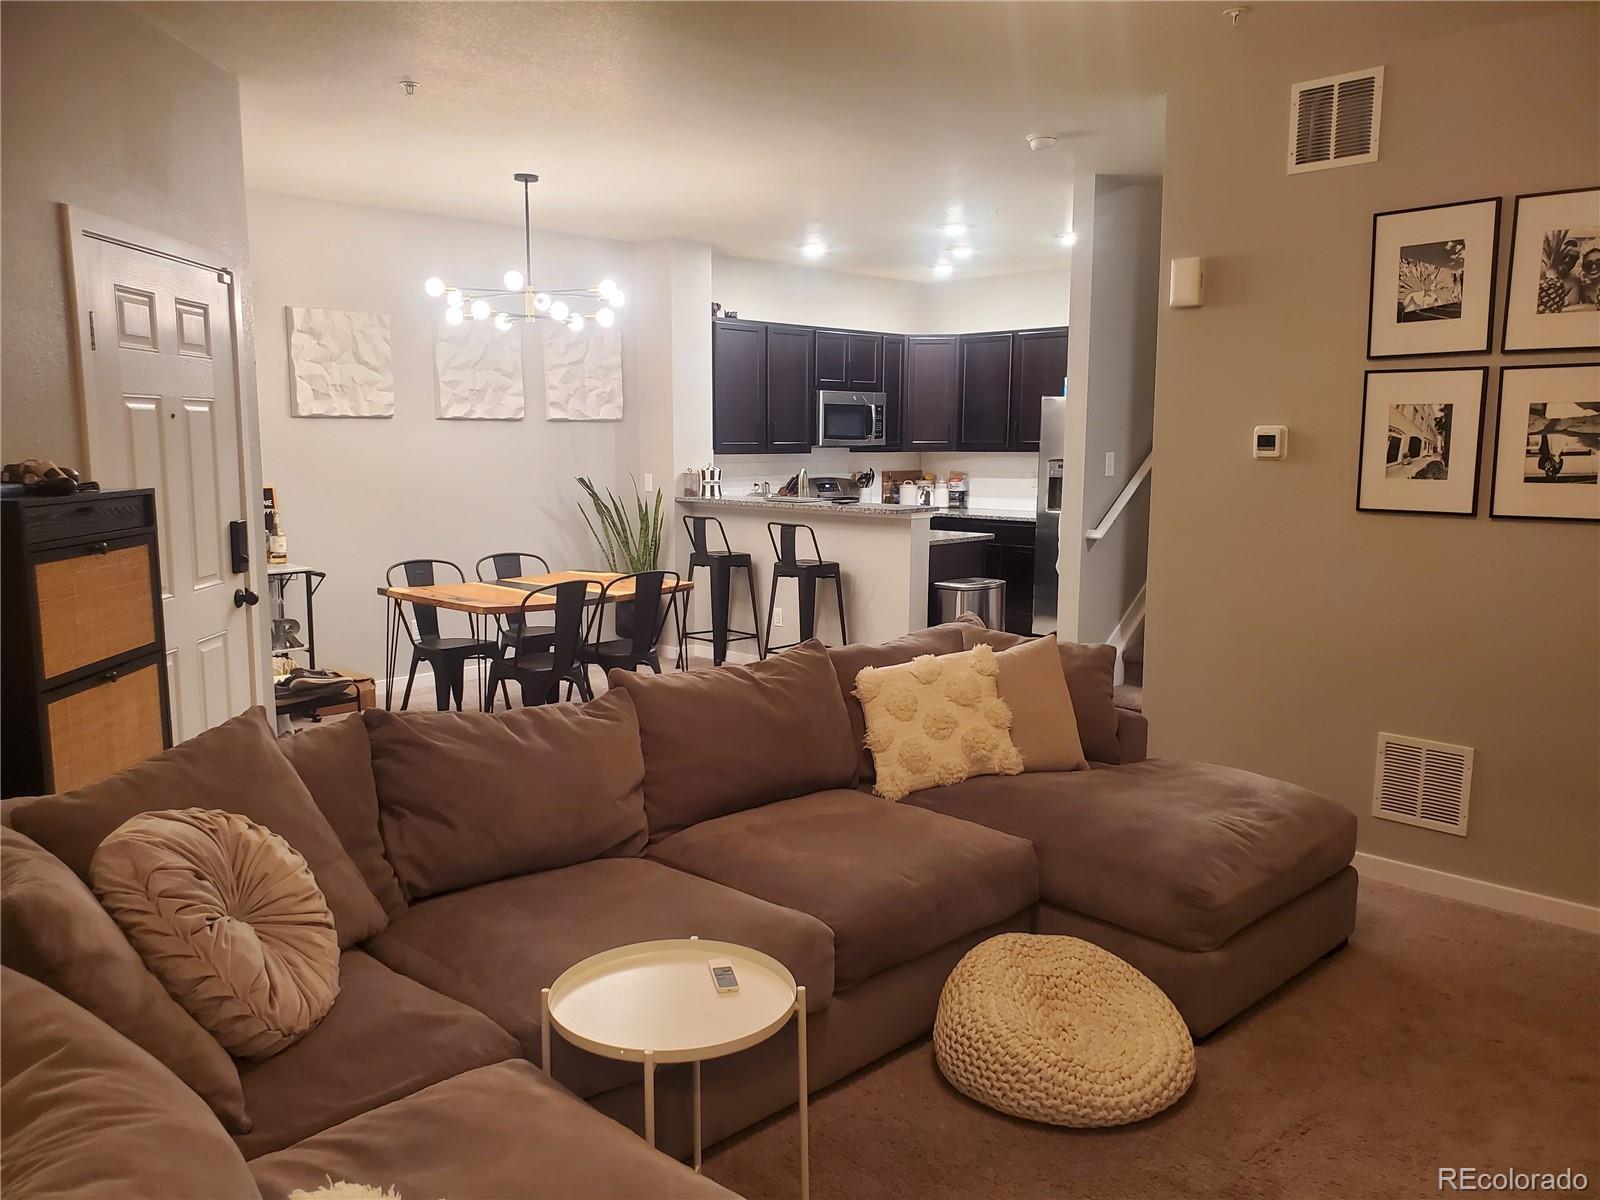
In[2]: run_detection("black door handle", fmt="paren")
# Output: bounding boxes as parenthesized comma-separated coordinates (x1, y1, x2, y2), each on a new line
(233, 588, 260, 608)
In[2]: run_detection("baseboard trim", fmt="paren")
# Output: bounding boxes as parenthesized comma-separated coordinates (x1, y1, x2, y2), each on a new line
(1353, 851, 1600, 933)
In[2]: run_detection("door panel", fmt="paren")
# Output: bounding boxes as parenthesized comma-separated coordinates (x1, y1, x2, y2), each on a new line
(34, 542, 158, 680)
(958, 333, 1014, 451)
(78, 234, 256, 742)
(904, 336, 959, 451)
(1011, 328, 1068, 452)
(845, 334, 883, 390)
(765, 325, 814, 452)
(711, 320, 767, 453)
(815, 330, 848, 390)
(45, 662, 166, 793)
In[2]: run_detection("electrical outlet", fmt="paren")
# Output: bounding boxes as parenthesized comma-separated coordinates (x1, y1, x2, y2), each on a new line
(642, 472, 654, 492)
(1104, 452, 1116, 477)
(773, 607, 784, 628)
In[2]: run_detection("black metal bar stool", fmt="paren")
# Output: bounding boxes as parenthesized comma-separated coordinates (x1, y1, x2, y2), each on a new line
(764, 521, 847, 653)
(680, 515, 763, 667)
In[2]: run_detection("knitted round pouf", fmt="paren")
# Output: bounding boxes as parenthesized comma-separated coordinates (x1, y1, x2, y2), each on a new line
(933, 933, 1194, 1127)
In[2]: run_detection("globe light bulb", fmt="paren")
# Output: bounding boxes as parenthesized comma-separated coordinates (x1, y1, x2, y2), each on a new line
(932, 261, 954, 279)
(424, 276, 446, 298)
(533, 292, 552, 313)
(608, 290, 625, 308)
(800, 241, 827, 260)
(445, 289, 464, 309)
(567, 313, 585, 333)
(470, 298, 491, 321)
(595, 307, 615, 328)
(444, 307, 464, 326)
(598, 278, 619, 300)
(503, 269, 525, 291)
(950, 245, 973, 261)
(493, 312, 513, 332)
(549, 299, 570, 322)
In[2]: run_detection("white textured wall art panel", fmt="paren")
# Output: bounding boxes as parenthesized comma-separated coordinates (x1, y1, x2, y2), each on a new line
(542, 324, 624, 421)
(286, 307, 395, 417)
(434, 319, 525, 420)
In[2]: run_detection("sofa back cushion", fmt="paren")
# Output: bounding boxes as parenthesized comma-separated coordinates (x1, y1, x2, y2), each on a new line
(0, 967, 261, 1200)
(993, 634, 1089, 772)
(610, 640, 858, 841)
(0, 827, 251, 1134)
(279, 717, 407, 920)
(5, 708, 386, 948)
(363, 690, 647, 899)
(960, 626, 1121, 764)
(827, 622, 969, 784)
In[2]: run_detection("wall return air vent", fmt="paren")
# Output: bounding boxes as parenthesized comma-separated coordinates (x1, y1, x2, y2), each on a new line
(1372, 732, 1472, 836)
(1288, 67, 1383, 173)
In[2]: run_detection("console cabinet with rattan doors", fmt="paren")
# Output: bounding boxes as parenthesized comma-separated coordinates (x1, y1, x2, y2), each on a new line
(2, 489, 172, 797)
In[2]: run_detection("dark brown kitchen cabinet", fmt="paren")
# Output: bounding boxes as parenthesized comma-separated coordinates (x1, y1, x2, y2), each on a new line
(880, 334, 905, 451)
(712, 320, 768, 453)
(765, 324, 815, 452)
(816, 330, 883, 391)
(904, 336, 959, 451)
(1010, 328, 1068, 452)
(958, 333, 1014, 451)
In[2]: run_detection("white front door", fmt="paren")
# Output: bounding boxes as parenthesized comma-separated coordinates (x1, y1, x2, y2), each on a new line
(70, 218, 262, 741)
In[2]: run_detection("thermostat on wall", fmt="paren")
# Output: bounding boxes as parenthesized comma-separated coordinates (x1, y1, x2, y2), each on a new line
(1253, 425, 1288, 459)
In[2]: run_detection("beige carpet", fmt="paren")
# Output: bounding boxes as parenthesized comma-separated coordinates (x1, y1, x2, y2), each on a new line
(703, 880, 1600, 1199)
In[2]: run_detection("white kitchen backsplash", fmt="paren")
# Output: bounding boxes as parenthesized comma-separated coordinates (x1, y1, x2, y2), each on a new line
(709, 449, 1036, 511)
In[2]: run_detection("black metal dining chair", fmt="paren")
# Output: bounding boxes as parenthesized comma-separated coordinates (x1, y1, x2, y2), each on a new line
(484, 579, 592, 709)
(579, 570, 682, 684)
(475, 551, 555, 664)
(385, 559, 497, 711)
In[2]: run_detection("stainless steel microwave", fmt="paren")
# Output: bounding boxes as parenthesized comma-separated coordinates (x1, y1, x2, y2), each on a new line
(817, 390, 886, 448)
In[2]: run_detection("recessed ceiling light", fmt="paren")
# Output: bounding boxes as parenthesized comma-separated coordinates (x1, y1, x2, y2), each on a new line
(932, 261, 954, 279)
(1026, 134, 1059, 151)
(941, 222, 970, 239)
(1059, 231, 1079, 247)
(950, 245, 974, 261)
(800, 240, 828, 260)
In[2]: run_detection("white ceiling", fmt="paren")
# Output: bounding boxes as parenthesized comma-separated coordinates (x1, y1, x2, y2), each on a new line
(134, 2, 1523, 281)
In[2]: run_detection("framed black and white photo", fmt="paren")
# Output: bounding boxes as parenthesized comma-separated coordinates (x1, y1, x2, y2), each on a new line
(1357, 368, 1487, 515)
(1489, 364, 1600, 522)
(1367, 198, 1500, 358)
(1503, 188, 1600, 352)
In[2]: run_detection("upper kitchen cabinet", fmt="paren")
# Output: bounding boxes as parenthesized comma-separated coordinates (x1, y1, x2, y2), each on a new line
(712, 320, 768, 454)
(713, 320, 815, 455)
(957, 333, 1014, 452)
(765, 324, 815, 452)
(904, 336, 959, 451)
(1010, 328, 1069, 452)
(881, 334, 905, 451)
(816, 330, 883, 391)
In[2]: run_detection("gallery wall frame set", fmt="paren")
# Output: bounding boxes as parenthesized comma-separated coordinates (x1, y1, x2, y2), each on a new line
(1357, 367, 1487, 516)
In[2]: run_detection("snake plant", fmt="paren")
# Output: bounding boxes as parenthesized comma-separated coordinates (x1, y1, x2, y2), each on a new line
(576, 476, 663, 573)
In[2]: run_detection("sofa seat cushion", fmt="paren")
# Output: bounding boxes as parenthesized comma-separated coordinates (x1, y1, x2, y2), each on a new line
(1, 968, 260, 1200)
(233, 950, 518, 1159)
(905, 759, 1357, 952)
(365, 857, 834, 1099)
(647, 790, 1038, 990)
(248, 1061, 735, 1200)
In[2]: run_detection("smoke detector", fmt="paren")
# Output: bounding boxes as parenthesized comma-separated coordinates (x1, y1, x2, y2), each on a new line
(399, 79, 420, 97)
(1026, 134, 1059, 152)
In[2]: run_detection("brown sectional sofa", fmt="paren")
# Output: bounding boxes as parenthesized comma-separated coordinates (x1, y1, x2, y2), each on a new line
(0, 618, 1357, 1198)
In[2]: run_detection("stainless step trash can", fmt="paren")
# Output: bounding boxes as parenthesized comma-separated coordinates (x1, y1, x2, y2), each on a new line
(933, 577, 1006, 629)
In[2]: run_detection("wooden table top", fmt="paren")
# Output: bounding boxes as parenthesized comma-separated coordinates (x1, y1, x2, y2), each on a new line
(377, 570, 692, 615)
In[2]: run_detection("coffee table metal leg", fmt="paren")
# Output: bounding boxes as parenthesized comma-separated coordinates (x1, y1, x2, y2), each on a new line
(693, 1059, 703, 1171)
(797, 985, 809, 1200)
(539, 987, 552, 1075)
(643, 1050, 657, 1149)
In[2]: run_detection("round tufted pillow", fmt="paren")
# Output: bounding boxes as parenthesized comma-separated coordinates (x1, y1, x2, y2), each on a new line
(933, 933, 1194, 1127)
(91, 808, 340, 1059)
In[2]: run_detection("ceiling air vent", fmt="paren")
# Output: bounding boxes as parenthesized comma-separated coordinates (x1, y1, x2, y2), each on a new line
(1372, 732, 1472, 836)
(1288, 67, 1383, 174)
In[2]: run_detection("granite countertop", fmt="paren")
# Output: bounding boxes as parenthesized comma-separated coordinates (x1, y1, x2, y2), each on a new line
(677, 496, 934, 519)
(929, 530, 996, 546)
(937, 507, 1037, 523)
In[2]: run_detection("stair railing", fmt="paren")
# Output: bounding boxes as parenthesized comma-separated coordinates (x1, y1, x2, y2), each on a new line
(1085, 454, 1152, 542)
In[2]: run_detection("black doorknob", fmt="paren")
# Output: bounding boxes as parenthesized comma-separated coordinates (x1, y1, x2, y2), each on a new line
(233, 588, 260, 608)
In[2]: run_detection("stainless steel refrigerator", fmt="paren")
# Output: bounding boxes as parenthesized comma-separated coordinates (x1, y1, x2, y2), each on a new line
(1033, 395, 1066, 634)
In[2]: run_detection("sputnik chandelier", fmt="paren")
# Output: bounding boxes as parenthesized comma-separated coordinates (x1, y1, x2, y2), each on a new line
(423, 172, 624, 333)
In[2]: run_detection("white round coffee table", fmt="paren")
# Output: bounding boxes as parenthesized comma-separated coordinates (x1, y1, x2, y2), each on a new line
(541, 937, 809, 1197)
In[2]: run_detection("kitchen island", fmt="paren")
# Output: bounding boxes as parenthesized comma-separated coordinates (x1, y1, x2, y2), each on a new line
(677, 496, 934, 649)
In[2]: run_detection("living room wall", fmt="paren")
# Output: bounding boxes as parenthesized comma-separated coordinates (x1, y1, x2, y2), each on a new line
(0, 1, 254, 468)
(248, 192, 639, 681)
(1146, 3, 1599, 907)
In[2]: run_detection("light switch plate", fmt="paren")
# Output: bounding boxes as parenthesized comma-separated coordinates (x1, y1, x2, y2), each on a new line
(643, 472, 654, 492)
(1104, 452, 1116, 477)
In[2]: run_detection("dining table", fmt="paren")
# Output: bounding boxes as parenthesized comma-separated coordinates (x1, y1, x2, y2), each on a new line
(375, 569, 695, 710)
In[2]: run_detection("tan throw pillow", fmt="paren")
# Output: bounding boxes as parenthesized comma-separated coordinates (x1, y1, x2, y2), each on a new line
(993, 635, 1089, 772)
(91, 809, 341, 1060)
(960, 626, 1121, 764)
(855, 644, 1024, 801)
